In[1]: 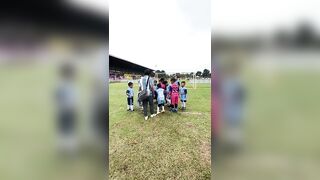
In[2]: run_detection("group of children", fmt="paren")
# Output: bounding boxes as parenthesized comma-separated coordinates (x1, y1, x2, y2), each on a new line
(126, 77, 188, 114)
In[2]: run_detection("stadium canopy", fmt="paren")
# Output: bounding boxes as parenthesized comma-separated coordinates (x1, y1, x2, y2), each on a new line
(110, 55, 154, 74)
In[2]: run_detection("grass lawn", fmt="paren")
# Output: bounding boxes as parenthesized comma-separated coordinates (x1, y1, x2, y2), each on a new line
(218, 67, 320, 180)
(109, 82, 211, 179)
(0, 64, 105, 180)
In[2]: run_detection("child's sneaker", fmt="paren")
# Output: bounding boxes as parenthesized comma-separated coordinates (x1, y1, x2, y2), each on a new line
(161, 110, 165, 113)
(150, 114, 157, 118)
(144, 116, 148, 121)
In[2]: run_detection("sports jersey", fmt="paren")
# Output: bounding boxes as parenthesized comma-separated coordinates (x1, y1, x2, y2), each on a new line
(169, 83, 179, 105)
(180, 87, 187, 101)
(156, 88, 165, 104)
(126, 87, 134, 98)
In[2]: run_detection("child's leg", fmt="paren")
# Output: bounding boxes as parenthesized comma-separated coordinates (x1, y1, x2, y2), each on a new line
(127, 98, 130, 110)
(130, 97, 134, 111)
(161, 104, 165, 112)
(157, 104, 160, 114)
(175, 96, 179, 110)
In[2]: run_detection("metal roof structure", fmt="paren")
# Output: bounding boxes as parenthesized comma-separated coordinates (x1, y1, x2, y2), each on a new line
(110, 55, 154, 74)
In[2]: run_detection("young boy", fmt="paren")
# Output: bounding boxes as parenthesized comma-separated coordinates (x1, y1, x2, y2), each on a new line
(169, 78, 179, 112)
(126, 82, 134, 111)
(180, 81, 188, 110)
(55, 63, 78, 154)
(156, 84, 165, 114)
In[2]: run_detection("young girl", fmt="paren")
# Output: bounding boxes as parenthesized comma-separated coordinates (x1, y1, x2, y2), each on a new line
(169, 78, 179, 112)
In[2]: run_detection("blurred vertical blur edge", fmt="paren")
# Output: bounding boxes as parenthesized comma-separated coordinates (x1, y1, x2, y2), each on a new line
(212, 3, 320, 180)
(0, 1, 108, 180)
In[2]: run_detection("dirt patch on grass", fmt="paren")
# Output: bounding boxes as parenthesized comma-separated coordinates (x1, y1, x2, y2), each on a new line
(200, 141, 211, 167)
(182, 112, 204, 115)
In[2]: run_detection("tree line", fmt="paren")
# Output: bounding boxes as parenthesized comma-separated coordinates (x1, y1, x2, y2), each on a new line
(155, 69, 211, 79)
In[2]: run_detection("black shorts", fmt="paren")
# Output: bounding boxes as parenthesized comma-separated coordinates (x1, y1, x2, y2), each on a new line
(158, 103, 164, 107)
(127, 97, 134, 105)
(180, 100, 187, 102)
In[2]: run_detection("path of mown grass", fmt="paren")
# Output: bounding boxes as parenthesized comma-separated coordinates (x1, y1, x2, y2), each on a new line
(109, 83, 211, 179)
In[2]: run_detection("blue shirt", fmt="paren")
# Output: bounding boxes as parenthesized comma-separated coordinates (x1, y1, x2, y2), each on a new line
(126, 87, 134, 98)
(156, 88, 165, 103)
(180, 87, 187, 100)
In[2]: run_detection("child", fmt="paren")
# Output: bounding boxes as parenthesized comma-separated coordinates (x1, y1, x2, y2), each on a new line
(126, 82, 134, 111)
(162, 80, 168, 104)
(153, 80, 158, 102)
(137, 79, 143, 109)
(166, 81, 171, 106)
(180, 81, 188, 110)
(169, 78, 179, 112)
(55, 63, 78, 153)
(161, 78, 166, 89)
(156, 84, 166, 114)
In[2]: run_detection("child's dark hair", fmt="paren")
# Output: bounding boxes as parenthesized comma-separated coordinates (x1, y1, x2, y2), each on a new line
(128, 82, 133, 87)
(157, 83, 162, 88)
(159, 78, 164, 82)
(181, 81, 186, 84)
(144, 69, 151, 75)
(170, 78, 176, 83)
(163, 80, 168, 84)
(150, 71, 155, 77)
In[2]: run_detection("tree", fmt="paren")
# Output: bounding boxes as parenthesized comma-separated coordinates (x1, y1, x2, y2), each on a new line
(196, 71, 202, 77)
(202, 69, 210, 78)
(155, 70, 167, 79)
(189, 72, 194, 78)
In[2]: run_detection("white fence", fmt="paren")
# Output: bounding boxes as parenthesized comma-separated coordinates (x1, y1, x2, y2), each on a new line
(109, 78, 211, 84)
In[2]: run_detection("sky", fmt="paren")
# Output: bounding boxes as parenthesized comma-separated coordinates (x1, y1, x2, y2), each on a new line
(109, 0, 211, 73)
(212, 0, 320, 36)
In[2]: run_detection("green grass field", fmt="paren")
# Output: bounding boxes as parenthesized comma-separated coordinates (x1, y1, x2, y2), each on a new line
(218, 67, 320, 180)
(0, 64, 104, 180)
(109, 82, 211, 179)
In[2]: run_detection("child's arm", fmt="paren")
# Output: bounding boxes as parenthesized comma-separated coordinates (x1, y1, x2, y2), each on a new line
(126, 90, 130, 97)
(185, 89, 188, 98)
